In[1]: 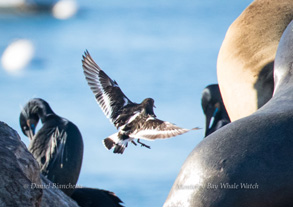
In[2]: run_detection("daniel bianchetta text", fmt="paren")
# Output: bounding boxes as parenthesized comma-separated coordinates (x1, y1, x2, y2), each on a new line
(27, 183, 82, 189)
(177, 183, 259, 190)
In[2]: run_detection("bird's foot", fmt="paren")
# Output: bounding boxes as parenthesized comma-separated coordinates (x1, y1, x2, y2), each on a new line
(137, 139, 151, 149)
(131, 140, 137, 146)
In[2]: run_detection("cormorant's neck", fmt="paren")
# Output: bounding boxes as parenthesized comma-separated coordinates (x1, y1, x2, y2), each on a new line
(35, 102, 55, 123)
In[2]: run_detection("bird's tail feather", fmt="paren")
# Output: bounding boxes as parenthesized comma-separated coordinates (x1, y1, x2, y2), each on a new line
(103, 138, 126, 154)
(102, 132, 127, 154)
(103, 132, 119, 150)
(103, 138, 115, 150)
(113, 144, 126, 154)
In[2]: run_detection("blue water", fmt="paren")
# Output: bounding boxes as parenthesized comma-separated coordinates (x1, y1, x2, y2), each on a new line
(0, 1, 252, 206)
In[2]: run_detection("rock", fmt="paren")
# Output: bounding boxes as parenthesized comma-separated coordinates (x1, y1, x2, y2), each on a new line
(0, 121, 79, 207)
(0, 121, 42, 207)
(41, 175, 79, 207)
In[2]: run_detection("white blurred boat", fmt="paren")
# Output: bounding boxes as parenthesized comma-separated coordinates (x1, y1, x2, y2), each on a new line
(0, 0, 77, 19)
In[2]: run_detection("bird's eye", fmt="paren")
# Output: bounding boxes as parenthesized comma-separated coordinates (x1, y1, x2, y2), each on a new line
(23, 126, 28, 130)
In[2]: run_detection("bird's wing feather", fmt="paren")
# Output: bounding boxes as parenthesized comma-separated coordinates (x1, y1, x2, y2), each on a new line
(41, 127, 67, 176)
(129, 117, 198, 140)
(82, 50, 133, 124)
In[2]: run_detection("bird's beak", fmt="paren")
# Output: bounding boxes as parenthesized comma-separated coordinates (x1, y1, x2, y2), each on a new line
(26, 120, 36, 140)
(204, 104, 219, 137)
(154, 104, 156, 108)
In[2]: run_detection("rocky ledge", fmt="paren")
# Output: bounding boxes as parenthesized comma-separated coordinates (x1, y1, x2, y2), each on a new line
(0, 121, 78, 207)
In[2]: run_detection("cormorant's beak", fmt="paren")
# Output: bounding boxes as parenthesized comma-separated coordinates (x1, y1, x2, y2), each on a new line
(26, 120, 36, 139)
(204, 103, 220, 137)
(154, 104, 156, 108)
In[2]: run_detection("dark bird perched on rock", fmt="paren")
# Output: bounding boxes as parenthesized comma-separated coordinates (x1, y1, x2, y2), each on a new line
(82, 51, 197, 154)
(19, 98, 84, 196)
(71, 187, 124, 207)
(201, 84, 230, 137)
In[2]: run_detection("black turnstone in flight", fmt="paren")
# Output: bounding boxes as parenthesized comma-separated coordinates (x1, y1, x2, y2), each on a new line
(82, 50, 198, 154)
(19, 98, 84, 196)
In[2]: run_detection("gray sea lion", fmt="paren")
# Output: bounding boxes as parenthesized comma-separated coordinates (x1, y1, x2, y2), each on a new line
(164, 20, 293, 207)
(217, 0, 293, 121)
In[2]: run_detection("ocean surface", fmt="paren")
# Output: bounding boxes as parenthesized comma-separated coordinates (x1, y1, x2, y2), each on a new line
(0, 0, 252, 206)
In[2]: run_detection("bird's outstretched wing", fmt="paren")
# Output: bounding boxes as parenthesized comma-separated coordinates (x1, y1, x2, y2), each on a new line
(82, 50, 133, 125)
(129, 117, 199, 140)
